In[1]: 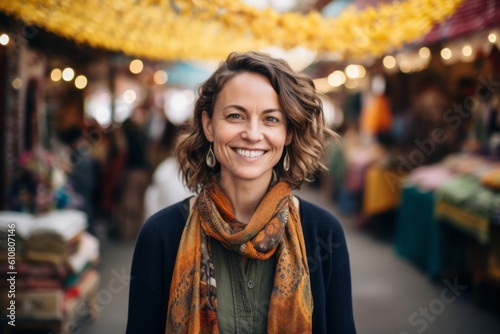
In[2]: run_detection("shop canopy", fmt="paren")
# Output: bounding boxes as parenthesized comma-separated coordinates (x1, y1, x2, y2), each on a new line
(0, 0, 463, 61)
(423, 0, 500, 44)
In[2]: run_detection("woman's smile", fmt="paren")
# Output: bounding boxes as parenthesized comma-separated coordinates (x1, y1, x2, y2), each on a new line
(234, 148, 266, 159)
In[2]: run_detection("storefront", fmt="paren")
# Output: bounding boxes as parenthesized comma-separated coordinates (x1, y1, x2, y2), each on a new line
(314, 0, 500, 287)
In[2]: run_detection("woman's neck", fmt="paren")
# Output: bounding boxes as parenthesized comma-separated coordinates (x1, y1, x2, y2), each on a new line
(219, 172, 272, 224)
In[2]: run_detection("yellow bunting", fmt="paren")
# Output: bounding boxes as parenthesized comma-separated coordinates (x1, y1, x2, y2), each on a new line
(0, 0, 464, 61)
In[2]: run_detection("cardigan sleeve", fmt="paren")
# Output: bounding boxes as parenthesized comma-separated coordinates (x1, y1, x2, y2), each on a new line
(325, 220, 356, 334)
(299, 199, 356, 334)
(126, 200, 189, 334)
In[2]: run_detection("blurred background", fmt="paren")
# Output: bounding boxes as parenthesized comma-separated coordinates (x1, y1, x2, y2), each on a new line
(0, 0, 499, 333)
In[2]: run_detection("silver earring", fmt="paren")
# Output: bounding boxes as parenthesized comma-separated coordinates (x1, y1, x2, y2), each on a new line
(206, 144, 216, 168)
(283, 147, 290, 171)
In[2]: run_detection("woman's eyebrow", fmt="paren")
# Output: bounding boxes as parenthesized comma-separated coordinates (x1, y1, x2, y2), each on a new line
(222, 104, 282, 114)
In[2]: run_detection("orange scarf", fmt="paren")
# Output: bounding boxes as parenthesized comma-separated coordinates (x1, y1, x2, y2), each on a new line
(166, 180, 313, 334)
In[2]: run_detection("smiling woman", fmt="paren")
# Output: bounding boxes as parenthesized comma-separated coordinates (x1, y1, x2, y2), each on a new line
(126, 51, 356, 334)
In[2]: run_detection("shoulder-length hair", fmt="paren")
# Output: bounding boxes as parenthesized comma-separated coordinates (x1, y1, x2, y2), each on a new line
(177, 51, 337, 192)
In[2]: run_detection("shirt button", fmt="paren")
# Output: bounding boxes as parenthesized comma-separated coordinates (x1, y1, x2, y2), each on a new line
(247, 280, 255, 289)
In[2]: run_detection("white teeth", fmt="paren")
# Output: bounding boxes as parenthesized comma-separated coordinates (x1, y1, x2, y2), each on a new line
(236, 149, 264, 158)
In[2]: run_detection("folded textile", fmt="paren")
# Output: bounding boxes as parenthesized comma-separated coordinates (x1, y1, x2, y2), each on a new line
(0, 211, 34, 256)
(0, 277, 62, 290)
(405, 164, 455, 191)
(0, 211, 34, 239)
(67, 232, 99, 274)
(0, 261, 70, 279)
(25, 231, 82, 264)
(0, 289, 64, 319)
(64, 269, 100, 317)
(30, 209, 87, 242)
(436, 175, 500, 244)
(441, 153, 489, 175)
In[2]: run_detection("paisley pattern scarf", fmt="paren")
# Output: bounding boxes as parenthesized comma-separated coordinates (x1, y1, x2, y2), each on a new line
(166, 180, 313, 334)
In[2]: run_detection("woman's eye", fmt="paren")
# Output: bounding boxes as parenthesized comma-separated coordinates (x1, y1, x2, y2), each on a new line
(227, 114, 242, 119)
(265, 116, 280, 123)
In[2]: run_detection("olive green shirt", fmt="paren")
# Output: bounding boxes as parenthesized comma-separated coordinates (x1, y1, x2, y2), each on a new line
(211, 238, 276, 334)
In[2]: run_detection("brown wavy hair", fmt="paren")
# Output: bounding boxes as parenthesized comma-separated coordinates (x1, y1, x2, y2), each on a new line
(177, 51, 337, 192)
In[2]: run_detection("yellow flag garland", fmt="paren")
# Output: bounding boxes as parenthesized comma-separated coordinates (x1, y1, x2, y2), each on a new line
(0, 0, 463, 61)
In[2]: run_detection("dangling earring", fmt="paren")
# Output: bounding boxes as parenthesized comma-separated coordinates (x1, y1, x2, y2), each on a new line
(283, 147, 290, 171)
(206, 143, 216, 168)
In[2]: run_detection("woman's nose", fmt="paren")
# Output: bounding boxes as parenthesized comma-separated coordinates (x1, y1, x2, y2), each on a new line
(242, 121, 263, 142)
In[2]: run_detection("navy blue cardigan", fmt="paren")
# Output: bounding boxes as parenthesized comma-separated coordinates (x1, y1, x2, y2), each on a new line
(126, 197, 356, 333)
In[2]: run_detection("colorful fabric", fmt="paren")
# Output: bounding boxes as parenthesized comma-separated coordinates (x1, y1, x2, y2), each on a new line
(166, 181, 313, 334)
(360, 94, 392, 135)
(405, 164, 455, 191)
(0, 261, 69, 279)
(363, 165, 404, 216)
(482, 167, 500, 190)
(435, 175, 500, 244)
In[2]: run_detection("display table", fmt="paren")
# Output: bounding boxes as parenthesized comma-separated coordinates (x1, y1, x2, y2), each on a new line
(362, 164, 405, 217)
(395, 185, 443, 278)
(395, 158, 500, 283)
(435, 175, 500, 245)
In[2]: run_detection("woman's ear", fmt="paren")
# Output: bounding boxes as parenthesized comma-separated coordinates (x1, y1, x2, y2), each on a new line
(202, 111, 214, 142)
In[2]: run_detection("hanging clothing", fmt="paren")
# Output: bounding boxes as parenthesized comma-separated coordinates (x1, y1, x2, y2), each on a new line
(360, 94, 393, 136)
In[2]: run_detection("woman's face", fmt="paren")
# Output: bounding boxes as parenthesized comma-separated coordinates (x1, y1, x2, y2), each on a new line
(202, 72, 292, 185)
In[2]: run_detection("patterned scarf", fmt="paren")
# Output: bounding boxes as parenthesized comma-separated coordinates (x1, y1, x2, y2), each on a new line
(166, 180, 313, 334)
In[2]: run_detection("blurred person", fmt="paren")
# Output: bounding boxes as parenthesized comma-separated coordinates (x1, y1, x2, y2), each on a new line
(144, 119, 193, 219)
(100, 126, 127, 235)
(56, 125, 96, 235)
(114, 106, 151, 239)
(126, 51, 356, 333)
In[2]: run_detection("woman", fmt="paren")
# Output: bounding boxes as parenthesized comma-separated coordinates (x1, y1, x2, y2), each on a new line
(126, 51, 356, 333)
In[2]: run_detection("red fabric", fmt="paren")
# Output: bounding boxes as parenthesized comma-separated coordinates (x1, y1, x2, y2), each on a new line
(423, 0, 500, 44)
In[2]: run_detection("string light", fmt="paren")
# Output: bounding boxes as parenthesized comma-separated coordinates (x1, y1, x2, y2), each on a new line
(50, 69, 62, 82)
(399, 60, 412, 73)
(345, 65, 365, 79)
(327, 70, 346, 87)
(12, 78, 22, 89)
(440, 48, 452, 60)
(0, 33, 9, 45)
(62, 67, 75, 81)
(488, 33, 497, 43)
(75, 75, 87, 89)
(123, 90, 137, 104)
(462, 45, 472, 57)
(383, 55, 396, 69)
(153, 70, 168, 85)
(419, 47, 430, 58)
(130, 59, 143, 74)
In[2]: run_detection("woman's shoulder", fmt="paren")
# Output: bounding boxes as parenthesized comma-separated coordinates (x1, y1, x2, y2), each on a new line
(296, 197, 344, 235)
(140, 197, 191, 237)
